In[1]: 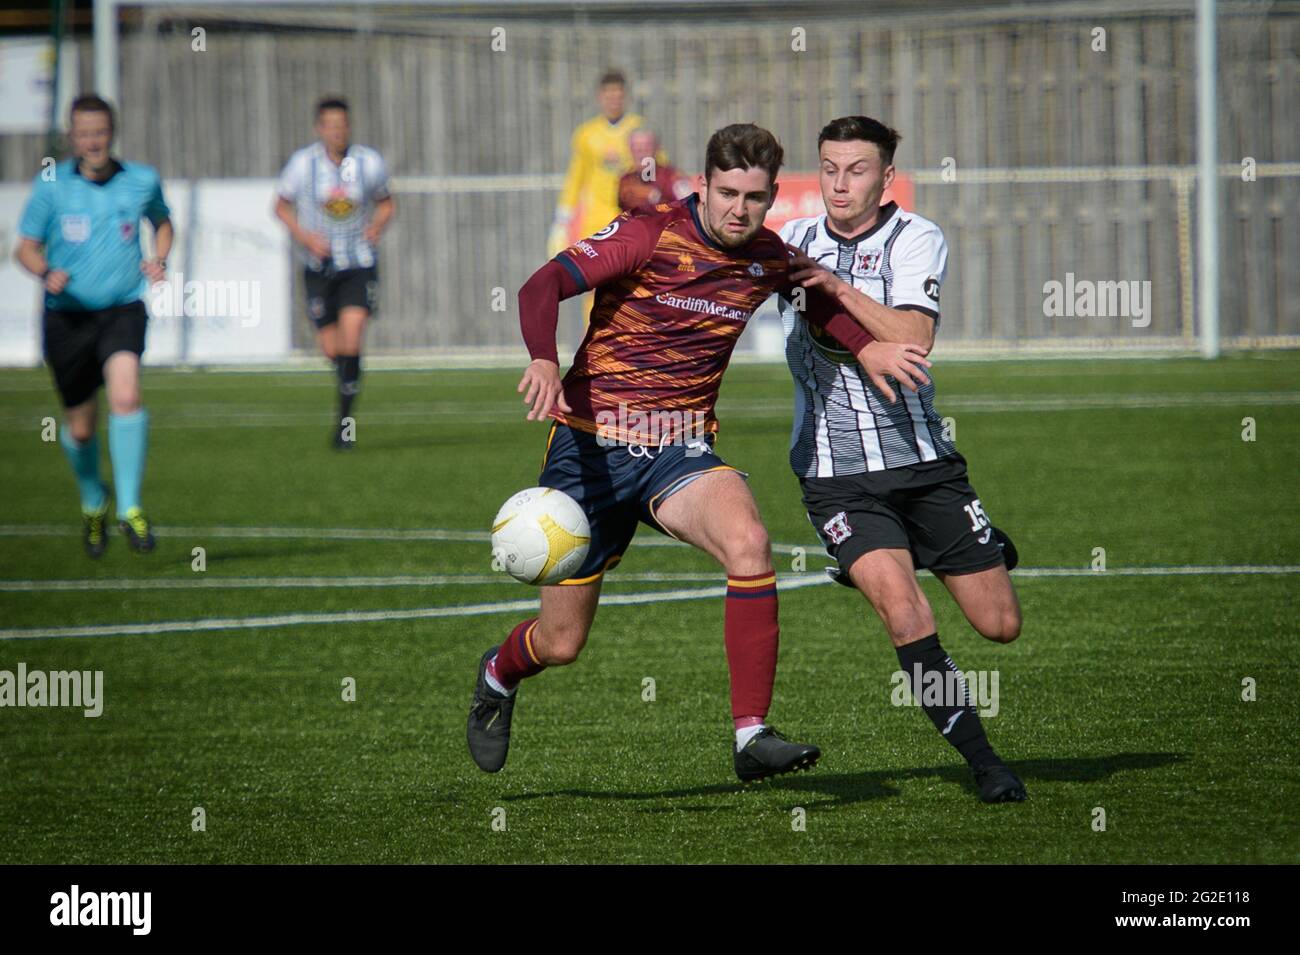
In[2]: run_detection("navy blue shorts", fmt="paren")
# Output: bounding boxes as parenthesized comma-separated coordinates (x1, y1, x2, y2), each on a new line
(537, 423, 744, 584)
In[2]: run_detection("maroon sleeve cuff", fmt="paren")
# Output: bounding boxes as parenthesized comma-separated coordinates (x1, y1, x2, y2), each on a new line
(821, 310, 874, 355)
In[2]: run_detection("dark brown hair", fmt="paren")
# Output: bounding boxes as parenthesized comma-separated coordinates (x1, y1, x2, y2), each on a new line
(315, 96, 349, 118)
(70, 94, 115, 133)
(704, 123, 785, 188)
(818, 116, 902, 166)
(598, 70, 626, 88)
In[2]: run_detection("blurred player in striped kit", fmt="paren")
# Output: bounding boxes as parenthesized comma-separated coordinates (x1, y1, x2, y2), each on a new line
(275, 96, 395, 450)
(14, 94, 171, 557)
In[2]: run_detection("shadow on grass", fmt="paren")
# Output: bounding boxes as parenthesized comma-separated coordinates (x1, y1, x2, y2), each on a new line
(500, 752, 1185, 809)
(197, 543, 340, 565)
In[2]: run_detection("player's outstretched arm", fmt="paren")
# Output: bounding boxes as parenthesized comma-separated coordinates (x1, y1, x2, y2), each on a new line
(786, 244, 935, 353)
(798, 290, 931, 404)
(516, 259, 582, 421)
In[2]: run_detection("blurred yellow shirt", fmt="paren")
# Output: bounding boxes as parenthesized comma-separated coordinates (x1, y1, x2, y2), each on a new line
(557, 112, 646, 239)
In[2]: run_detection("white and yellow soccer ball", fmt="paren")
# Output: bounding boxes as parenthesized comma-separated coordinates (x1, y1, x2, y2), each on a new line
(491, 487, 591, 585)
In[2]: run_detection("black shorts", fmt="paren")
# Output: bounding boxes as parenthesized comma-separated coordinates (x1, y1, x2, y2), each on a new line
(801, 453, 1005, 577)
(304, 265, 378, 329)
(42, 301, 148, 408)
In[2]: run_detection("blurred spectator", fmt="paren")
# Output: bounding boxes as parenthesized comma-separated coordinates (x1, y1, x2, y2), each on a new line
(618, 129, 695, 212)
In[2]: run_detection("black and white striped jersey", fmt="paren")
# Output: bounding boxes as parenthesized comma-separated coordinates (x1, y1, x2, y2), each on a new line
(777, 202, 954, 478)
(277, 142, 391, 271)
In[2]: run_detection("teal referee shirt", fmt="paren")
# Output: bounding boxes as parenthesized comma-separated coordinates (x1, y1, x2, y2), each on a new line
(18, 159, 170, 312)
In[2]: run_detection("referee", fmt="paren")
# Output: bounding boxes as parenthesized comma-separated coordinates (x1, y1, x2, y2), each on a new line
(274, 96, 394, 450)
(14, 94, 172, 557)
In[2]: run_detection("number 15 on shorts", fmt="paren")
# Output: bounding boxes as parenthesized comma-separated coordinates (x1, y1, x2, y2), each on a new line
(963, 499, 990, 533)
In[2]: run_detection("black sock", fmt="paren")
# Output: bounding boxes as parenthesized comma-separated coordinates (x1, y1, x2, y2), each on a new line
(336, 354, 360, 427)
(896, 633, 997, 768)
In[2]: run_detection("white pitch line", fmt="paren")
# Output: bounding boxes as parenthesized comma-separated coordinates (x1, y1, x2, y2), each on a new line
(1009, 565, 1300, 578)
(3, 564, 1298, 594)
(0, 572, 732, 592)
(1, 390, 1296, 431)
(3, 564, 1296, 640)
(0, 523, 803, 555)
(0, 575, 823, 641)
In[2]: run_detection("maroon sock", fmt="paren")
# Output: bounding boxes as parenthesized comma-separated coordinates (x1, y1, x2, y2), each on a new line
(724, 571, 779, 725)
(489, 618, 545, 691)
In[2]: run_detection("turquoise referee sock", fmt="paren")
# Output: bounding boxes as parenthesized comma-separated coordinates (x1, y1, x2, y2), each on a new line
(59, 428, 107, 513)
(108, 409, 149, 516)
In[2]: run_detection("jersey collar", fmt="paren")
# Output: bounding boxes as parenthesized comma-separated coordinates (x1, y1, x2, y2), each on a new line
(823, 201, 899, 245)
(73, 158, 124, 185)
(316, 141, 353, 166)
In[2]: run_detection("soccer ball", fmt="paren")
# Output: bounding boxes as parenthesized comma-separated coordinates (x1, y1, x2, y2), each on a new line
(491, 487, 591, 585)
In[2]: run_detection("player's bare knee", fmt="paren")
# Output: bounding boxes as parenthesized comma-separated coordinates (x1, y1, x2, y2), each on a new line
(66, 418, 96, 444)
(107, 391, 140, 416)
(979, 608, 1022, 643)
(722, 521, 771, 575)
(874, 594, 933, 642)
(536, 621, 589, 666)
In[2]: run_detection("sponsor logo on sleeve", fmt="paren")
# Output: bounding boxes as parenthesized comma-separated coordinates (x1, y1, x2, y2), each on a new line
(923, 276, 941, 303)
(591, 220, 620, 241)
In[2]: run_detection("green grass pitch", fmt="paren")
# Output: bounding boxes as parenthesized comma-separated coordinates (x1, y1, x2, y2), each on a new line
(0, 353, 1297, 863)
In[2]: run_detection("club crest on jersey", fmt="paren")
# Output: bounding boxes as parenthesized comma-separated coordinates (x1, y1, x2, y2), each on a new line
(592, 220, 620, 241)
(823, 511, 852, 545)
(747, 261, 764, 277)
(856, 249, 883, 275)
(119, 221, 135, 242)
(60, 215, 90, 243)
(323, 192, 357, 219)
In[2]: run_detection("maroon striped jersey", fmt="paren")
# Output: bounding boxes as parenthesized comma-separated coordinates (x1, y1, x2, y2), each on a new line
(552, 194, 844, 445)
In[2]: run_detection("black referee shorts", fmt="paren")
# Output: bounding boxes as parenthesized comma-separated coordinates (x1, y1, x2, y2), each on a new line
(304, 264, 379, 329)
(801, 453, 1005, 578)
(42, 300, 148, 408)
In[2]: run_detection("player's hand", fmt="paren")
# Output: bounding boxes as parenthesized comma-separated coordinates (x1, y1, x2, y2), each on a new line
(855, 341, 932, 404)
(785, 245, 848, 299)
(304, 232, 332, 260)
(518, 358, 572, 422)
(140, 258, 166, 284)
(363, 222, 384, 245)
(44, 269, 70, 295)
